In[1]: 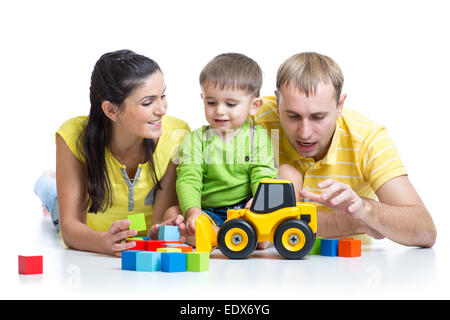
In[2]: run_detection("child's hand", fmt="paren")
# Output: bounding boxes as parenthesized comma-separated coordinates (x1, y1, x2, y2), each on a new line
(102, 219, 138, 257)
(148, 215, 186, 241)
(185, 207, 203, 236)
(245, 198, 254, 209)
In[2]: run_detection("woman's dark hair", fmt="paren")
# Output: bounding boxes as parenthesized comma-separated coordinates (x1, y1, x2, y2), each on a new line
(78, 49, 162, 213)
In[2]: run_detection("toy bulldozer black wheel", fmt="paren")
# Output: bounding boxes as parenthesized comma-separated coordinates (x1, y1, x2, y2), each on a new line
(217, 219, 257, 259)
(274, 219, 315, 259)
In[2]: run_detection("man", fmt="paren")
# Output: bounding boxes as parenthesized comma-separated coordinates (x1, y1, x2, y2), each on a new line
(253, 52, 436, 247)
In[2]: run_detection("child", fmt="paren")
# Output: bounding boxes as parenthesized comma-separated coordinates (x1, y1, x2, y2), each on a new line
(175, 53, 278, 245)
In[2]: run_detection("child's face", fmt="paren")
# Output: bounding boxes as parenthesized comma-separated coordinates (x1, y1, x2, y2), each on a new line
(201, 83, 261, 133)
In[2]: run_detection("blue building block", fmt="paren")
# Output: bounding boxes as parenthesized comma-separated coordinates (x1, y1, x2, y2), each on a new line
(121, 250, 143, 270)
(320, 239, 341, 256)
(158, 225, 180, 241)
(161, 252, 187, 272)
(136, 251, 161, 272)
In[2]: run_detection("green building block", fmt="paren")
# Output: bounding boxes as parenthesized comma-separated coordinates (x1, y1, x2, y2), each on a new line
(128, 213, 147, 232)
(186, 252, 209, 272)
(309, 237, 323, 255)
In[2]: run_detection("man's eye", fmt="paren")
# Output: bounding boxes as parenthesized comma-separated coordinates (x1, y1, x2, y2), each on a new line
(312, 115, 325, 120)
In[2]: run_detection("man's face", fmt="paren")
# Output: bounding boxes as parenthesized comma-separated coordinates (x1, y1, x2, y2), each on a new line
(277, 82, 345, 161)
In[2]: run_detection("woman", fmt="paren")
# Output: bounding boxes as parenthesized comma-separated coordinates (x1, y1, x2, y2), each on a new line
(35, 50, 189, 256)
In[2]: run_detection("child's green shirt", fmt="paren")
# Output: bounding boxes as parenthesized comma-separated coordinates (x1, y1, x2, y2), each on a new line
(176, 120, 278, 214)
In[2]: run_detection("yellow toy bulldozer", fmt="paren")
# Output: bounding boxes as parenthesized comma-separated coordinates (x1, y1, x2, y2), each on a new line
(195, 178, 317, 259)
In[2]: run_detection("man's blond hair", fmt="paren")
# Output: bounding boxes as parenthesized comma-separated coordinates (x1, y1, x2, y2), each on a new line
(200, 53, 262, 98)
(276, 52, 344, 103)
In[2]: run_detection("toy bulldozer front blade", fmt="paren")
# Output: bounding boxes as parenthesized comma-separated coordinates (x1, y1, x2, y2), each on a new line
(195, 213, 217, 253)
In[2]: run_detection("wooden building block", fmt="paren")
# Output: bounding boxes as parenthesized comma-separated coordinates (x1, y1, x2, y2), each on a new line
(136, 251, 161, 271)
(158, 225, 180, 241)
(186, 252, 209, 272)
(127, 213, 147, 232)
(18, 255, 43, 275)
(146, 240, 166, 251)
(162, 243, 193, 253)
(338, 239, 361, 257)
(320, 239, 341, 256)
(161, 252, 187, 272)
(157, 248, 182, 253)
(309, 237, 323, 255)
(121, 250, 143, 270)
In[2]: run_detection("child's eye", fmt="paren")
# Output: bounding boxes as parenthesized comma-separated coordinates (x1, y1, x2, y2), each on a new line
(207, 101, 216, 106)
(226, 102, 237, 107)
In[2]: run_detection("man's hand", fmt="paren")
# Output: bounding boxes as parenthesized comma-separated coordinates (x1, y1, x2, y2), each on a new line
(300, 178, 368, 219)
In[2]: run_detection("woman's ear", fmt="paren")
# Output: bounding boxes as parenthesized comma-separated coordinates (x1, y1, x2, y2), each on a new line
(101, 101, 119, 122)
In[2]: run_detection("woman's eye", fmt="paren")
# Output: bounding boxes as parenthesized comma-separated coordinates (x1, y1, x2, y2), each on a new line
(142, 100, 153, 106)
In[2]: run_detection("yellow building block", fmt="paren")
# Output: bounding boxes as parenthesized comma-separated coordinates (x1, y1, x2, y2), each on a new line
(157, 248, 182, 253)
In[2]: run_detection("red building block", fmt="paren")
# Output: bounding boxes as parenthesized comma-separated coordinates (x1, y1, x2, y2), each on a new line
(18, 255, 43, 274)
(338, 239, 361, 257)
(132, 240, 148, 250)
(146, 240, 166, 251)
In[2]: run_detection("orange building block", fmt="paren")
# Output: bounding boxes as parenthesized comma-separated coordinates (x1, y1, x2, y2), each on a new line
(161, 244, 193, 253)
(338, 239, 361, 257)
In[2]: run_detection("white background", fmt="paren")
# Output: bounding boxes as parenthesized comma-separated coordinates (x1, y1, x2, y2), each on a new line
(1, 0, 449, 299)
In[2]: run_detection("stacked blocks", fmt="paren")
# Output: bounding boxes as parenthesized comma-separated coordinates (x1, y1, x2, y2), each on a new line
(161, 252, 187, 272)
(121, 250, 210, 273)
(158, 225, 180, 241)
(121, 226, 209, 272)
(127, 213, 147, 232)
(18, 255, 43, 275)
(314, 238, 362, 258)
(186, 252, 209, 272)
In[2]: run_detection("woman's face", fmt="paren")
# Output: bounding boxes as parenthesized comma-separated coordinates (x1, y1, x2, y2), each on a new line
(115, 71, 167, 141)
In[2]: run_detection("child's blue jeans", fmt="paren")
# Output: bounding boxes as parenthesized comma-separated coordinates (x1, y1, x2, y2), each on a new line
(34, 175, 60, 231)
(202, 197, 251, 226)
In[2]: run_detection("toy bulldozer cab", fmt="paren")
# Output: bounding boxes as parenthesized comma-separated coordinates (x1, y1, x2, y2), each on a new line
(195, 178, 317, 259)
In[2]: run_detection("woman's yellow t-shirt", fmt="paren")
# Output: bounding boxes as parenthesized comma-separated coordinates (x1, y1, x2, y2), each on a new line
(56, 115, 190, 235)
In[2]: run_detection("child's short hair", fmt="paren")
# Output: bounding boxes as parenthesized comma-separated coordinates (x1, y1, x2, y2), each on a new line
(277, 52, 344, 104)
(199, 53, 262, 98)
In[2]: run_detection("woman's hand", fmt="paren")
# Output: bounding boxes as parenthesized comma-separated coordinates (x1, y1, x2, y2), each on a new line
(102, 219, 138, 257)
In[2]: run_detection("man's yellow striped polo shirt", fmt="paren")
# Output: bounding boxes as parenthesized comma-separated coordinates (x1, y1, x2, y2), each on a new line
(251, 96, 407, 212)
